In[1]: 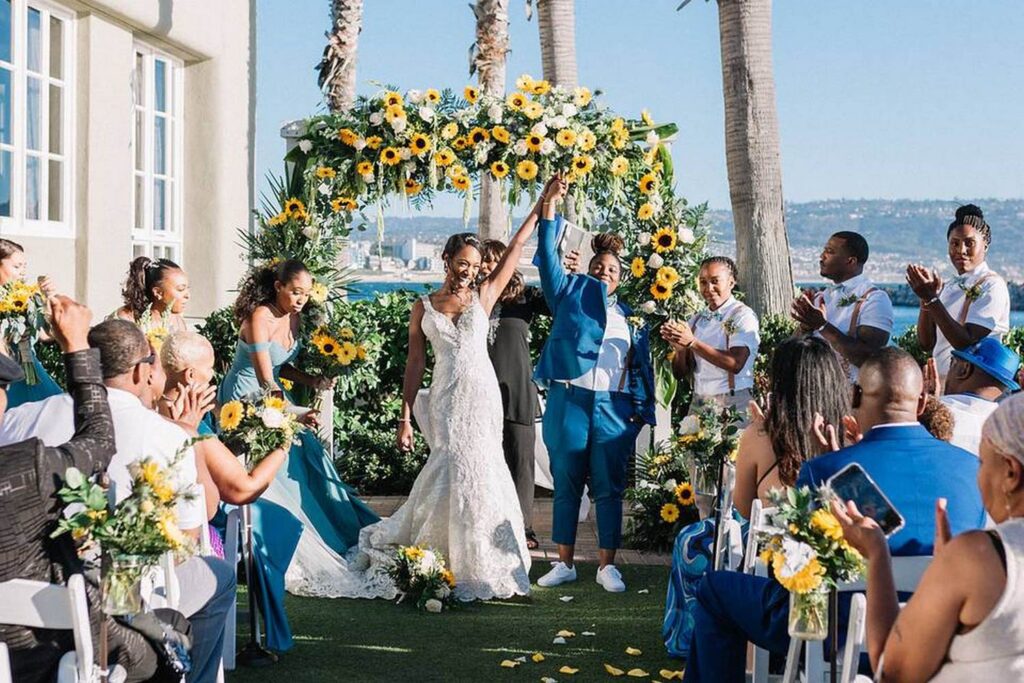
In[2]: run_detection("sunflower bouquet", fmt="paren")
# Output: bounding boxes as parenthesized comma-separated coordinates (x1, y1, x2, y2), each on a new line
(757, 486, 865, 639)
(624, 439, 700, 552)
(0, 279, 48, 383)
(51, 451, 197, 614)
(218, 392, 304, 470)
(676, 404, 744, 495)
(304, 323, 370, 380)
(388, 545, 457, 613)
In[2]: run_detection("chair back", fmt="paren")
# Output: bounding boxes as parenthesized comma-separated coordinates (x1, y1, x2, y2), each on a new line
(713, 463, 740, 571)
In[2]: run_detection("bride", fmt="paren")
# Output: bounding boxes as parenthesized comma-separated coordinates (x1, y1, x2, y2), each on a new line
(290, 175, 566, 602)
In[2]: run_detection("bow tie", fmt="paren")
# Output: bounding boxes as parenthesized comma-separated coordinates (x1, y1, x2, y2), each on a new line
(825, 282, 846, 293)
(697, 309, 724, 323)
(951, 274, 970, 288)
(606, 295, 618, 309)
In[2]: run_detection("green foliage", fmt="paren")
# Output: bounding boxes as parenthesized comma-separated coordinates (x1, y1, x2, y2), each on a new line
(1003, 326, 1024, 361)
(893, 325, 929, 365)
(195, 306, 240, 385)
(34, 339, 66, 391)
(753, 314, 798, 397)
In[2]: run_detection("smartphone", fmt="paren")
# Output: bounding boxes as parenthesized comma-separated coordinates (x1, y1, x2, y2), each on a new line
(826, 463, 905, 537)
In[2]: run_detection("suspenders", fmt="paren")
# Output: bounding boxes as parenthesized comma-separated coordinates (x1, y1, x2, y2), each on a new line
(693, 314, 739, 395)
(957, 272, 997, 324)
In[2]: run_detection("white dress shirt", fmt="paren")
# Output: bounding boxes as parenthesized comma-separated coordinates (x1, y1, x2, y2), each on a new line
(0, 388, 204, 529)
(815, 273, 894, 381)
(688, 296, 759, 396)
(570, 301, 632, 392)
(932, 262, 1011, 378)
(941, 393, 1000, 456)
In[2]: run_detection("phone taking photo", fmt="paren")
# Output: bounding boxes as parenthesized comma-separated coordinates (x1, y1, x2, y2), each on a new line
(826, 463, 905, 537)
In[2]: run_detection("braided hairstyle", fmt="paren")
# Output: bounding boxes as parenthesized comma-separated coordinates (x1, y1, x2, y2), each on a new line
(233, 259, 310, 325)
(121, 256, 182, 320)
(589, 232, 625, 269)
(947, 203, 991, 247)
(481, 239, 525, 303)
(699, 255, 738, 280)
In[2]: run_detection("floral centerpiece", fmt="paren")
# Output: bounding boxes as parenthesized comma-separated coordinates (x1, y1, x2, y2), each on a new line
(51, 453, 197, 614)
(624, 439, 700, 552)
(0, 279, 48, 384)
(676, 404, 743, 496)
(218, 392, 304, 470)
(757, 486, 865, 639)
(388, 545, 456, 612)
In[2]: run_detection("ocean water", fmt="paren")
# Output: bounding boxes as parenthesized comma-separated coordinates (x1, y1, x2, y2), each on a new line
(347, 281, 1024, 335)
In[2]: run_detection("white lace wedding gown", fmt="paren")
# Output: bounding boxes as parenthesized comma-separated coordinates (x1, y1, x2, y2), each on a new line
(282, 293, 532, 601)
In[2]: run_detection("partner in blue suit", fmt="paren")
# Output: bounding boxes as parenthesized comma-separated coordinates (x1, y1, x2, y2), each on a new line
(532, 211, 656, 593)
(683, 348, 986, 682)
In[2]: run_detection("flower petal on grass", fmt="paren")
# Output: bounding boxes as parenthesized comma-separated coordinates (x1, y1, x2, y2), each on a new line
(552, 637, 567, 645)
(560, 595, 575, 602)
(660, 669, 685, 680)
(532, 653, 546, 663)
(625, 647, 642, 656)
(581, 631, 597, 636)
(559, 666, 580, 675)
(556, 630, 576, 638)
(604, 663, 625, 676)
(627, 669, 649, 677)
(514, 656, 527, 663)
(499, 659, 520, 668)
(637, 589, 650, 594)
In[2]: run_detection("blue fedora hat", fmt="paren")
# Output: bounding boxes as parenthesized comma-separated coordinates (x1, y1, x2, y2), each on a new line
(951, 337, 1021, 391)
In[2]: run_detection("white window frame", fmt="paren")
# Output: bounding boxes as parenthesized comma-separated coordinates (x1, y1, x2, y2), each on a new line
(130, 42, 183, 264)
(0, 0, 75, 239)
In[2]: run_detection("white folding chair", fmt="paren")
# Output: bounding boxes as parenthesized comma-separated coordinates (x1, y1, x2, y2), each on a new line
(714, 463, 744, 571)
(0, 575, 95, 682)
(221, 507, 241, 671)
(746, 501, 779, 683)
(0, 642, 11, 683)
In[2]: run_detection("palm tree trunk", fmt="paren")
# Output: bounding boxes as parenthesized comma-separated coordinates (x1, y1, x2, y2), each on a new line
(474, 0, 510, 240)
(717, 0, 793, 317)
(537, 0, 578, 88)
(319, 0, 364, 113)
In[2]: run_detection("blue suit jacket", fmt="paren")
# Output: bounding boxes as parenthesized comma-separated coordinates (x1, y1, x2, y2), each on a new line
(533, 215, 656, 425)
(797, 425, 986, 557)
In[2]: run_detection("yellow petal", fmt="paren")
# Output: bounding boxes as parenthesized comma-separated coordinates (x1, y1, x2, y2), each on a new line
(499, 659, 520, 668)
(556, 629, 576, 638)
(627, 669, 649, 678)
(625, 646, 643, 656)
(604, 663, 625, 676)
(559, 665, 579, 675)
(531, 652, 545, 663)
(660, 670, 685, 680)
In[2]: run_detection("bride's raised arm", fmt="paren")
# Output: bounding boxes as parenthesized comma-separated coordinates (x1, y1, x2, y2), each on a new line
(478, 175, 568, 314)
(397, 299, 427, 452)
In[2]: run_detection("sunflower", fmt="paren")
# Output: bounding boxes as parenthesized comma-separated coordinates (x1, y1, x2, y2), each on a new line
(309, 282, 328, 304)
(610, 156, 629, 176)
(383, 91, 403, 108)
(364, 135, 383, 150)
(409, 133, 432, 156)
(522, 101, 544, 120)
(637, 203, 655, 221)
(447, 164, 467, 179)
(515, 74, 535, 91)
(556, 129, 577, 147)
(506, 92, 528, 110)
(572, 155, 595, 175)
(573, 86, 593, 107)
(531, 79, 551, 95)
(578, 129, 597, 151)
(337, 128, 358, 146)
(652, 226, 677, 252)
(774, 556, 825, 594)
(424, 88, 441, 103)
(451, 175, 471, 192)
(284, 197, 306, 216)
(380, 147, 402, 166)
(468, 127, 490, 145)
(463, 85, 479, 103)
(355, 345, 368, 361)
(452, 136, 468, 151)
(516, 160, 539, 181)
(330, 197, 357, 213)
(403, 546, 425, 561)
(356, 160, 374, 177)
(384, 104, 406, 123)
(264, 395, 286, 411)
(490, 161, 510, 179)
(675, 482, 696, 506)
(314, 333, 340, 358)
(660, 503, 681, 523)
(315, 166, 336, 179)
(525, 133, 545, 153)
(219, 401, 243, 431)
(491, 126, 511, 144)
(810, 509, 844, 543)
(279, 377, 294, 392)
(650, 281, 672, 301)
(267, 211, 288, 227)
(434, 149, 456, 166)
(441, 568, 456, 588)
(337, 341, 358, 366)
(638, 173, 658, 194)
(404, 178, 423, 196)
(656, 266, 680, 286)
(630, 257, 646, 278)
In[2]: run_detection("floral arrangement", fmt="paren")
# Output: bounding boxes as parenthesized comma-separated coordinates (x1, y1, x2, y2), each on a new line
(304, 322, 371, 380)
(218, 392, 304, 469)
(51, 452, 197, 614)
(676, 404, 743, 494)
(136, 308, 172, 353)
(624, 439, 700, 552)
(0, 279, 48, 384)
(388, 545, 456, 612)
(757, 486, 865, 639)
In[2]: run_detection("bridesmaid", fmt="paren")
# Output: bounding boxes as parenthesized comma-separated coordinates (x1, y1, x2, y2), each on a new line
(0, 238, 62, 408)
(114, 256, 191, 340)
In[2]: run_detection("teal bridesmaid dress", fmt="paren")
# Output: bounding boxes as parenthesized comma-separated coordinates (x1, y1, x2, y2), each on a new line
(217, 339, 379, 651)
(6, 339, 62, 408)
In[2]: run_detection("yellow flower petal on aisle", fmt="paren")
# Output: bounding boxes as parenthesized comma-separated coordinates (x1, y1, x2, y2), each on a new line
(558, 666, 579, 675)
(660, 669, 685, 680)
(219, 401, 243, 431)
(499, 660, 520, 668)
(626, 669, 649, 678)
(630, 257, 646, 278)
(604, 663, 625, 676)
(531, 652, 545, 663)
(652, 227, 677, 253)
(463, 85, 479, 103)
(660, 503, 680, 523)
(516, 160, 538, 181)
(625, 646, 642, 656)
(555, 629, 576, 638)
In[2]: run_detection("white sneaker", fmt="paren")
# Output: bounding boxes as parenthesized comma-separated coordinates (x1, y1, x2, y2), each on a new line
(537, 561, 577, 587)
(596, 564, 626, 593)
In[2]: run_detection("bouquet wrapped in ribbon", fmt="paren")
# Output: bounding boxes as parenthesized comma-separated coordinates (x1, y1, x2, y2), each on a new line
(0, 279, 48, 384)
(218, 392, 304, 469)
(388, 545, 456, 613)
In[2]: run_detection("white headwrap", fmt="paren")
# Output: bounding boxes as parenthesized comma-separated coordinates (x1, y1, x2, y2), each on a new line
(982, 393, 1024, 464)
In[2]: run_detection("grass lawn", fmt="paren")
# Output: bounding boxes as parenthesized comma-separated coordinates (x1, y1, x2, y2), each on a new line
(226, 562, 685, 682)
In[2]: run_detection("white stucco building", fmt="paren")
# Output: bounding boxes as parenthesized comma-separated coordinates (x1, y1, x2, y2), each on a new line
(0, 0, 254, 318)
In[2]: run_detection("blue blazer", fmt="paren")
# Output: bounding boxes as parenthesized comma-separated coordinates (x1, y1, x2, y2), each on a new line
(533, 215, 656, 425)
(797, 425, 986, 557)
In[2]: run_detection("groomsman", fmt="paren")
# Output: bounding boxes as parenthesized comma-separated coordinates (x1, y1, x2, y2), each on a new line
(791, 231, 893, 380)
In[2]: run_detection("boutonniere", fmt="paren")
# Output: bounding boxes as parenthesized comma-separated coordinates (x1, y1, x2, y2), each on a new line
(837, 293, 860, 307)
(722, 318, 739, 336)
(960, 281, 987, 302)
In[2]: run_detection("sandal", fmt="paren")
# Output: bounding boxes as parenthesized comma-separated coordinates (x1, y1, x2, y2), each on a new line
(525, 529, 540, 550)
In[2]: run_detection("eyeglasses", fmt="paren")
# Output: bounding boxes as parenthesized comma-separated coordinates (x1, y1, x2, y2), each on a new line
(133, 353, 156, 367)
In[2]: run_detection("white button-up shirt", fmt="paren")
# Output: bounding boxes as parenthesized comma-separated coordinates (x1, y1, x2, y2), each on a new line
(933, 262, 1010, 378)
(570, 301, 632, 392)
(0, 388, 204, 529)
(815, 273, 894, 381)
(688, 296, 759, 396)
(941, 393, 1000, 456)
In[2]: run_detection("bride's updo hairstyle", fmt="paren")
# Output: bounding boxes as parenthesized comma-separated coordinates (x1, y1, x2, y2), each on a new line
(442, 232, 483, 265)
(121, 256, 182, 320)
(233, 259, 310, 324)
(589, 232, 625, 270)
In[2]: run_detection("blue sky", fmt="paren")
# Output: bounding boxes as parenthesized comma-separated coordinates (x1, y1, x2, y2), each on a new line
(255, 1, 1023, 214)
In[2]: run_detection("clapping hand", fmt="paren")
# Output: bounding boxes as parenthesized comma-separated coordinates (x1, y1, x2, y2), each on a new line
(812, 413, 862, 451)
(923, 358, 941, 398)
(563, 249, 582, 273)
(791, 291, 828, 332)
(169, 382, 217, 430)
(831, 498, 888, 560)
(906, 264, 942, 301)
(660, 320, 695, 350)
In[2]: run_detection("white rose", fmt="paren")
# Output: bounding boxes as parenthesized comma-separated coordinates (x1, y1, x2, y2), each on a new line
(678, 227, 696, 244)
(488, 104, 504, 123)
(514, 140, 528, 156)
(302, 225, 319, 239)
(353, 138, 367, 151)
(399, 147, 412, 161)
(531, 122, 549, 136)
(420, 550, 438, 571)
(777, 539, 817, 578)
(561, 103, 577, 118)
(664, 478, 678, 492)
(474, 145, 489, 164)
(407, 89, 423, 104)
(361, 173, 375, 184)
(424, 598, 443, 613)
(437, 584, 451, 599)
(260, 408, 285, 429)
(638, 233, 652, 247)
(679, 414, 701, 436)
(647, 253, 664, 269)
(369, 111, 384, 126)
(640, 300, 657, 314)
(390, 117, 407, 134)
(646, 130, 660, 147)
(318, 182, 331, 196)
(418, 106, 434, 122)
(540, 138, 556, 155)
(297, 139, 313, 154)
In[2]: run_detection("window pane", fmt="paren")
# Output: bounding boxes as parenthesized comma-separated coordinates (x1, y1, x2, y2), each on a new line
(134, 52, 144, 106)
(0, 149, 10, 216)
(0, 0, 11, 64)
(26, 77, 40, 150)
(153, 178, 165, 231)
(133, 242, 147, 259)
(134, 110, 144, 170)
(0, 67, 10, 144)
(48, 84, 61, 153)
(154, 115, 166, 174)
(154, 59, 167, 113)
(133, 174, 144, 229)
(26, 8, 40, 73)
(47, 159, 60, 221)
(25, 155, 40, 219)
(48, 16, 62, 79)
